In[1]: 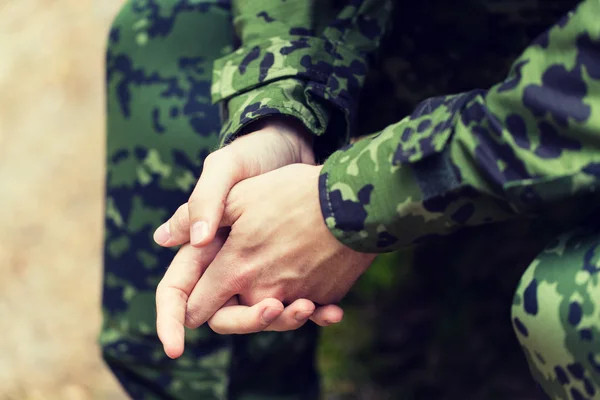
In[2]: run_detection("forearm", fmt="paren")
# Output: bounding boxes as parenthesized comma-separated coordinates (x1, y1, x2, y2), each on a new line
(320, 0, 600, 253)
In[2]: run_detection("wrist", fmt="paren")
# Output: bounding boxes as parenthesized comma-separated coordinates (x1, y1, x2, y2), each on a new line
(276, 118, 315, 165)
(247, 115, 316, 164)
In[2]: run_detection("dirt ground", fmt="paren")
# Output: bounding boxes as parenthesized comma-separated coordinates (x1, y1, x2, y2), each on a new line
(0, 1, 129, 399)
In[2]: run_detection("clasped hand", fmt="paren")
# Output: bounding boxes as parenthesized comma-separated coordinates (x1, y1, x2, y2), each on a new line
(153, 118, 376, 358)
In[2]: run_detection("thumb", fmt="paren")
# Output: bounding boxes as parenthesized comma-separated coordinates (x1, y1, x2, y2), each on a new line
(188, 150, 245, 246)
(152, 149, 246, 247)
(154, 127, 299, 247)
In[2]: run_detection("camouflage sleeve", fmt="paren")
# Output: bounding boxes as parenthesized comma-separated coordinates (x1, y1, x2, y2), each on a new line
(320, 0, 600, 253)
(210, 0, 393, 157)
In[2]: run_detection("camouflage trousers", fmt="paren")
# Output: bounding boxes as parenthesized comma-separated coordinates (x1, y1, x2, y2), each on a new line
(100, 1, 600, 399)
(513, 223, 600, 400)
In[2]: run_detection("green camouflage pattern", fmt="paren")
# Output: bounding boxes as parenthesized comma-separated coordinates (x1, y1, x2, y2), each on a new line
(319, 0, 600, 254)
(213, 0, 393, 160)
(320, 1, 600, 398)
(101, 0, 600, 399)
(513, 221, 600, 400)
(101, 1, 320, 399)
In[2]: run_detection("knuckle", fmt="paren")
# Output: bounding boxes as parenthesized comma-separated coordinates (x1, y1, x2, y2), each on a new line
(155, 283, 168, 297)
(203, 151, 220, 168)
(155, 284, 189, 304)
(184, 308, 204, 329)
(170, 204, 189, 235)
(186, 191, 201, 207)
(175, 203, 188, 216)
(204, 150, 233, 171)
(207, 148, 242, 178)
(229, 266, 257, 293)
(186, 198, 208, 224)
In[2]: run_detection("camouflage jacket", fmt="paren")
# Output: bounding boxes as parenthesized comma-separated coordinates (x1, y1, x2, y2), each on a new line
(211, 0, 600, 253)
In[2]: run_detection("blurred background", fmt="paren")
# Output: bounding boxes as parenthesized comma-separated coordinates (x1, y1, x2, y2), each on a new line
(0, 1, 128, 398)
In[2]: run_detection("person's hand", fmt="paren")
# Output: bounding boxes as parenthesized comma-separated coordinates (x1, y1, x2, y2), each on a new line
(153, 116, 315, 248)
(158, 163, 377, 333)
(156, 229, 344, 359)
(154, 118, 343, 357)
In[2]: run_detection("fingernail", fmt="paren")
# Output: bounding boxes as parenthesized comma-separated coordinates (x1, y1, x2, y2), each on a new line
(191, 221, 208, 245)
(154, 222, 170, 245)
(325, 319, 340, 325)
(262, 307, 280, 324)
(294, 310, 313, 322)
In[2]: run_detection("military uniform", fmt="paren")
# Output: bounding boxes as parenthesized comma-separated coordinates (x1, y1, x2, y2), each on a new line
(101, 0, 600, 399)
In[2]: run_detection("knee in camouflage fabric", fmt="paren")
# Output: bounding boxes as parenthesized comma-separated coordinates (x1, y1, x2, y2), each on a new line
(513, 226, 600, 400)
(101, 1, 319, 399)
